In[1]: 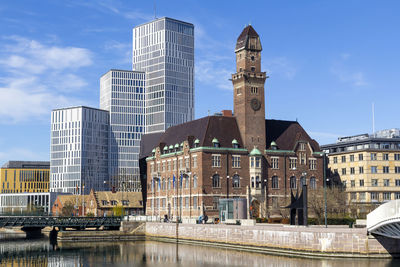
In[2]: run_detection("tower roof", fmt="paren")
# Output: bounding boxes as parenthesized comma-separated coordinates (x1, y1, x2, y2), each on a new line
(235, 25, 262, 52)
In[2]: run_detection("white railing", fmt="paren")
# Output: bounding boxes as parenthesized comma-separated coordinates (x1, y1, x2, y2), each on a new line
(367, 199, 400, 231)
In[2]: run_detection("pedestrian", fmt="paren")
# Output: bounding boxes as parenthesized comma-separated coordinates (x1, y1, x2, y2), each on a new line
(204, 214, 208, 224)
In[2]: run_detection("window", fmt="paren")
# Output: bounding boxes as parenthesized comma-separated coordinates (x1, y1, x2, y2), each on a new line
(167, 161, 171, 171)
(255, 157, 261, 168)
(351, 180, 355, 187)
(341, 156, 346, 163)
(299, 143, 306, 151)
(102, 200, 108, 206)
(351, 192, 357, 200)
(371, 192, 379, 201)
(162, 162, 166, 172)
(396, 193, 400, 200)
(290, 158, 297, 170)
(185, 158, 190, 169)
(395, 167, 400, 173)
(236, 87, 241, 95)
(256, 176, 260, 188)
(310, 177, 316, 189)
(212, 155, 221, 167)
(251, 177, 255, 188)
(290, 176, 297, 189)
(333, 157, 337, 164)
(193, 156, 197, 168)
(372, 179, 378, 187)
(383, 192, 391, 201)
(168, 178, 171, 190)
(251, 87, 258, 94)
(272, 176, 279, 189)
(232, 174, 240, 188)
(193, 196, 197, 209)
(342, 168, 346, 175)
(271, 157, 279, 169)
(350, 155, 354, 162)
(300, 153, 306, 165)
(185, 176, 189, 188)
(213, 197, 219, 210)
(232, 155, 241, 168)
(185, 197, 189, 209)
(383, 166, 389, 173)
(212, 174, 220, 188)
(359, 192, 366, 201)
(350, 167, 355, 174)
(358, 154, 363, 161)
(251, 67, 255, 72)
(359, 167, 364, 174)
(309, 159, 316, 170)
(371, 166, 377, 173)
(173, 160, 177, 171)
(193, 175, 197, 188)
(359, 179, 364, 187)
(383, 179, 390, 187)
(300, 177, 305, 187)
(179, 159, 183, 169)
(396, 179, 400, 186)
(395, 154, 400, 161)
(383, 153, 389, 160)
(371, 153, 377, 161)
(250, 157, 254, 168)
(110, 200, 117, 206)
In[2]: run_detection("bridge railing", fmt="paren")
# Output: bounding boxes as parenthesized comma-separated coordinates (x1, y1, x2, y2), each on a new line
(367, 199, 400, 231)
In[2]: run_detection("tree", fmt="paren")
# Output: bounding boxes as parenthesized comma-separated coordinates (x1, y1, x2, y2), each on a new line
(61, 201, 75, 216)
(308, 187, 347, 224)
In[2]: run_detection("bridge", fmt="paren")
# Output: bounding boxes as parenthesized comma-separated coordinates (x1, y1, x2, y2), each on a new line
(367, 199, 400, 239)
(0, 216, 122, 235)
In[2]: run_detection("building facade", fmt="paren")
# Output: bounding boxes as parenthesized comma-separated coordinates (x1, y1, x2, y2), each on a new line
(100, 69, 145, 192)
(322, 129, 400, 214)
(50, 106, 109, 195)
(132, 17, 194, 133)
(140, 25, 323, 220)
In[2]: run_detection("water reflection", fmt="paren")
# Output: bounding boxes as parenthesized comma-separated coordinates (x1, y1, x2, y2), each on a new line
(0, 234, 399, 267)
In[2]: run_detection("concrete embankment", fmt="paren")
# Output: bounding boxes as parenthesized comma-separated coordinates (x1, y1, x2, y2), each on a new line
(144, 222, 400, 258)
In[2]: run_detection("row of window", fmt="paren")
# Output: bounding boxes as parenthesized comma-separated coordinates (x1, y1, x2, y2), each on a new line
(272, 157, 316, 170)
(350, 192, 400, 201)
(337, 166, 400, 175)
(149, 175, 198, 192)
(333, 153, 400, 163)
(149, 195, 199, 210)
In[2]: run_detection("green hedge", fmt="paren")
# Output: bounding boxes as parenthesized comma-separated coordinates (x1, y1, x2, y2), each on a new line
(308, 217, 356, 225)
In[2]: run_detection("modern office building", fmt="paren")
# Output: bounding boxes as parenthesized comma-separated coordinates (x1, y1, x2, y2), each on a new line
(100, 69, 146, 192)
(322, 128, 400, 213)
(50, 106, 109, 195)
(132, 17, 195, 133)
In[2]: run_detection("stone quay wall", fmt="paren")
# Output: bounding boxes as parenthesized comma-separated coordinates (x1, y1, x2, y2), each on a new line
(144, 223, 400, 258)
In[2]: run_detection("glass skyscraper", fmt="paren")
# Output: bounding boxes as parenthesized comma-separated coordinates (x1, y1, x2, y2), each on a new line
(132, 17, 194, 133)
(100, 69, 145, 192)
(50, 106, 109, 194)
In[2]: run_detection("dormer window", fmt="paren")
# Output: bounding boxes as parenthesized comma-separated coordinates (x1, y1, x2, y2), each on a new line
(163, 146, 168, 154)
(151, 148, 156, 157)
(174, 143, 179, 152)
(169, 145, 174, 153)
(212, 138, 220, 148)
(270, 141, 277, 150)
(180, 142, 184, 151)
(194, 139, 200, 148)
(299, 143, 306, 151)
(232, 139, 239, 148)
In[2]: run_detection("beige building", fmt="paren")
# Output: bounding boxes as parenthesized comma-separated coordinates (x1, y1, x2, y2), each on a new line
(322, 129, 400, 213)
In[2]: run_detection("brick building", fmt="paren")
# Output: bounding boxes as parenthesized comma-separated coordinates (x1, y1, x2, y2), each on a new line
(140, 25, 323, 220)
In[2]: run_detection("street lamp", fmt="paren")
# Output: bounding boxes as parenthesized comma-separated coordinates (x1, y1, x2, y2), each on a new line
(323, 152, 328, 228)
(264, 178, 267, 218)
(301, 172, 308, 226)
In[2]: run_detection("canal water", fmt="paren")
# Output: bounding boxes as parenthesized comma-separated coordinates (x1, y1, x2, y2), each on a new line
(0, 233, 399, 266)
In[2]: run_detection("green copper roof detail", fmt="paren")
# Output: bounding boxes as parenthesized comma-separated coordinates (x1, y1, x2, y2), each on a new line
(232, 139, 239, 144)
(169, 145, 174, 149)
(212, 138, 219, 143)
(250, 147, 262, 156)
(151, 148, 156, 153)
(271, 141, 277, 147)
(180, 142, 184, 147)
(194, 139, 200, 144)
(174, 143, 179, 148)
(163, 146, 168, 150)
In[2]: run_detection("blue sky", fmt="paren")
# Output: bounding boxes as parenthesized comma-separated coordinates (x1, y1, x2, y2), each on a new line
(0, 0, 399, 163)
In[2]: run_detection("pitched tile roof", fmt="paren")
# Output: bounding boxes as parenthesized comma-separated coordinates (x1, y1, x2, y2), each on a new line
(94, 191, 143, 208)
(235, 25, 261, 51)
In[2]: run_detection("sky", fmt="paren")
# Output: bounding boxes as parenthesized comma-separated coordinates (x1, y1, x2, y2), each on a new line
(0, 0, 399, 164)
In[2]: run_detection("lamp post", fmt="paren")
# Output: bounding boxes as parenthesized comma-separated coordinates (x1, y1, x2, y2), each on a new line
(226, 175, 230, 199)
(264, 178, 267, 218)
(81, 183, 85, 217)
(301, 172, 307, 226)
(323, 153, 328, 228)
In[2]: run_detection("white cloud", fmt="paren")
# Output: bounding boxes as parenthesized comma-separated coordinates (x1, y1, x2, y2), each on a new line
(0, 36, 93, 123)
(0, 148, 48, 163)
(331, 53, 368, 87)
(196, 59, 232, 91)
(263, 57, 297, 80)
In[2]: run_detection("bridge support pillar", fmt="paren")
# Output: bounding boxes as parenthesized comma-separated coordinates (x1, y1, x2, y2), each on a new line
(22, 227, 43, 239)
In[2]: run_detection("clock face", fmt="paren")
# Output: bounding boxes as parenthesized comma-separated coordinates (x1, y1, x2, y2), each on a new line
(251, 98, 261, 111)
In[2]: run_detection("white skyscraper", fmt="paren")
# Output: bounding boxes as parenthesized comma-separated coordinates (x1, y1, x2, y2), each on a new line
(50, 106, 109, 194)
(132, 17, 194, 133)
(100, 69, 145, 192)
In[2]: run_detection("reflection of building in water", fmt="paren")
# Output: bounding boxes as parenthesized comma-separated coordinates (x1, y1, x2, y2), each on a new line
(47, 255, 81, 267)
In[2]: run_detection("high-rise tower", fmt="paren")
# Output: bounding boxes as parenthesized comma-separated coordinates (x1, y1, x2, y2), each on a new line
(232, 25, 267, 151)
(132, 17, 194, 133)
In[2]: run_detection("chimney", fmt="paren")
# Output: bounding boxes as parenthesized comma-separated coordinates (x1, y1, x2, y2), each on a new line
(221, 110, 233, 117)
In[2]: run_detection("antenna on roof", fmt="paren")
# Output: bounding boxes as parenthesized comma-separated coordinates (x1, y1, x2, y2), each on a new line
(372, 102, 375, 137)
(153, 0, 157, 19)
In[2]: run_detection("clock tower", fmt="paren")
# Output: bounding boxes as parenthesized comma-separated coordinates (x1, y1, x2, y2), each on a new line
(232, 25, 267, 151)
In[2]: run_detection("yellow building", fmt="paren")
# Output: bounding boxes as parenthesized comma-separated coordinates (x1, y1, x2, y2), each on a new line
(0, 161, 50, 194)
(322, 129, 400, 213)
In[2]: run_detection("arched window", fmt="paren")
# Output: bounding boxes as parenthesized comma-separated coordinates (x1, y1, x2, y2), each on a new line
(232, 174, 240, 188)
(310, 177, 316, 189)
(193, 175, 197, 188)
(300, 177, 305, 187)
(290, 176, 296, 189)
(212, 174, 220, 188)
(272, 176, 279, 189)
